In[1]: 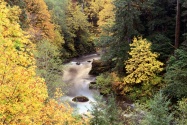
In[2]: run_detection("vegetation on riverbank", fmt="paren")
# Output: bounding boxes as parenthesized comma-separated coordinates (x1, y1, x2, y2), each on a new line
(0, 0, 187, 124)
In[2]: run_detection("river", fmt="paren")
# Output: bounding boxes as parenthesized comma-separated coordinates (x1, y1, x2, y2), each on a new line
(61, 54, 100, 114)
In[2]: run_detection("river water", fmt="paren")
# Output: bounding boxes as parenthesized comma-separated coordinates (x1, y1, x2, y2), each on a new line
(61, 54, 100, 114)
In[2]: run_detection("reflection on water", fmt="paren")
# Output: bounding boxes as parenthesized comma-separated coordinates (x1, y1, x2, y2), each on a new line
(61, 54, 100, 114)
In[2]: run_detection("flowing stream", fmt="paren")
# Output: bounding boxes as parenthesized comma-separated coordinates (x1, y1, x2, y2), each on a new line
(61, 54, 100, 114)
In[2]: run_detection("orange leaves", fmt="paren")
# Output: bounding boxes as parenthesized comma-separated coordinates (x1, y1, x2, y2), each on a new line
(24, 0, 55, 41)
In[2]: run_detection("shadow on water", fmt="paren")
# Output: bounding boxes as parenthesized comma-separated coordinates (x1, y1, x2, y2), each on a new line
(61, 54, 100, 114)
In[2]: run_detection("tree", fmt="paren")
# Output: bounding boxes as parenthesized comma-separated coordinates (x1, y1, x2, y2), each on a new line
(97, 0, 115, 47)
(164, 49, 187, 100)
(0, 1, 88, 124)
(100, 0, 145, 72)
(35, 40, 64, 97)
(97, 0, 115, 29)
(94, 73, 113, 95)
(176, 98, 187, 125)
(90, 95, 123, 125)
(121, 37, 163, 99)
(175, 0, 181, 49)
(124, 37, 163, 85)
(63, 1, 94, 58)
(4, 0, 28, 29)
(142, 0, 177, 62)
(45, 0, 95, 59)
(83, 0, 104, 27)
(0, 1, 48, 123)
(140, 92, 173, 125)
(24, 0, 55, 41)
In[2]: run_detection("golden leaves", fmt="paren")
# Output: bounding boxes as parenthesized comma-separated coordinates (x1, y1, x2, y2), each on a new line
(0, 1, 89, 124)
(122, 37, 163, 93)
(124, 37, 163, 84)
(0, 1, 47, 124)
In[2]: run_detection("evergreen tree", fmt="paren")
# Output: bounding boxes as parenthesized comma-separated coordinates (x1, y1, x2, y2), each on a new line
(141, 0, 175, 62)
(100, 0, 145, 72)
(164, 49, 187, 100)
(140, 92, 173, 125)
(90, 95, 123, 125)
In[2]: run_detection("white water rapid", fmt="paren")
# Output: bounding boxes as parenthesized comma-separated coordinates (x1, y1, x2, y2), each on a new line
(61, 54, 100, 114)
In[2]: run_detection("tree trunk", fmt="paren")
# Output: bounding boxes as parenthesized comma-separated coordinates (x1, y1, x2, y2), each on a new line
(175, 0, 181, 49)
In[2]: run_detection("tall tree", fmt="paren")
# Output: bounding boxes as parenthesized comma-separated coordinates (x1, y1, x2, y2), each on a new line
(45, 0, 95, 59)
(124, 37, 163, 85)
(63, 1, 94, 58)
(100, 0, 145, 72)
(142, 0, 175, 62)
(175, 0, 181, 48)
(164, 49, 187, 100)
(24, 0, 55, 41)
(97, 0, 115, 34)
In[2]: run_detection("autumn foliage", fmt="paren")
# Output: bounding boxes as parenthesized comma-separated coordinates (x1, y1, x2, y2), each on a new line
(0, 1, 87, 124)
(0, 1, 47, 123)
(112, 37, 163, 98)
(124, 37, 163, 85)
(120, 37, 163, 97)
(24, 0, 55, 41)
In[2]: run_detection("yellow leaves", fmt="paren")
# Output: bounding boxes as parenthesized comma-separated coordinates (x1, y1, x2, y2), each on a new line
(0, 2, 89, 125)
(124, 37, 163, 84)
(40, 99, 87, 125)
(0, 1, 48, 124)
(54, 88, 63, 100)
(98, 0, 115, 34)
(122, 37, 163, 96)
(98, 0, 115, 26)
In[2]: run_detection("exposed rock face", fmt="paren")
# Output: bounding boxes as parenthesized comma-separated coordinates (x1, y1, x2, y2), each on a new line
(89, 60, 114, 75)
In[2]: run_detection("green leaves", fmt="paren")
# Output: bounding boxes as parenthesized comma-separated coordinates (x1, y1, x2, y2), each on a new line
(90, 95, 123, 125)
(95, 73, 113, 95)
(140, 92, 173, 125)
(35, 40, 64, 97)
(164, 49, 187, 99)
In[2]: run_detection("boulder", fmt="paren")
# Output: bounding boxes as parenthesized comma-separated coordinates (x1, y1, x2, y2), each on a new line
(72, 96, 89, 102)
(89, 82, 97, 89)
(89, 60, 114, 75)
(76, 62, 81, 65)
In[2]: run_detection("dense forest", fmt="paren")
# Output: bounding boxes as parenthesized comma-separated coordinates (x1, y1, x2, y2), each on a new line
(0, 0, 187, 124)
